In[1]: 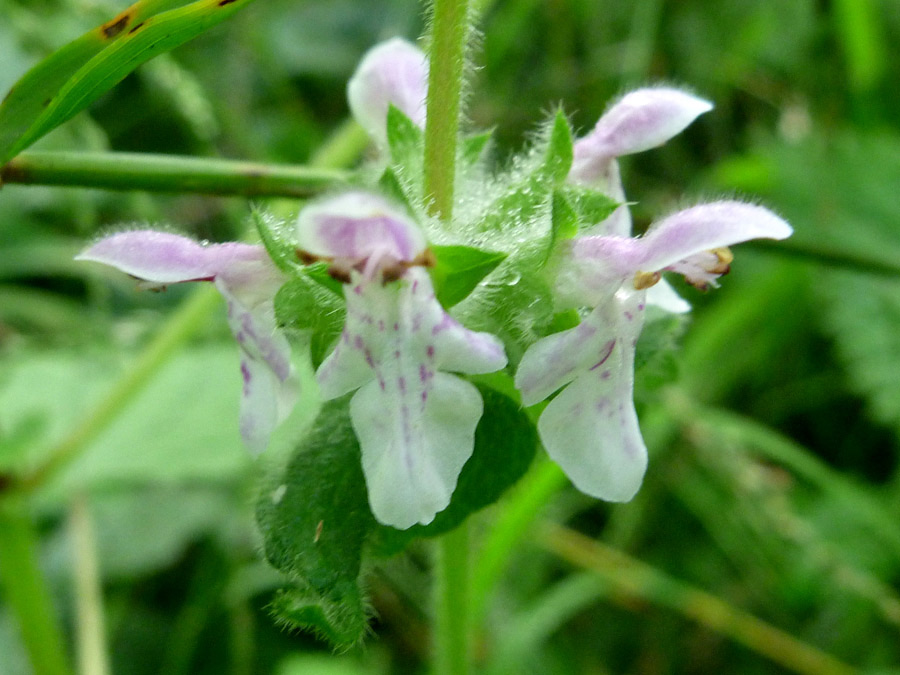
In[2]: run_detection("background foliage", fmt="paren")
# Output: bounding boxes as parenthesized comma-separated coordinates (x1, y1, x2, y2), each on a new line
(1, 0, 899, 673)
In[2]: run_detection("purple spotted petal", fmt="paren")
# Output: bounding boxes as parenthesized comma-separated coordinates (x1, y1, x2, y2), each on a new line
(217, 277, 296, 454)
(316, 268, 506, 528)
(347, 38, 428, 146)
(526, 289, 648, 501)
(296, 192, 426, 273)
(352, 372, 483, 528)
(78, 230, 295, 454)
(571, 87, 712, 184)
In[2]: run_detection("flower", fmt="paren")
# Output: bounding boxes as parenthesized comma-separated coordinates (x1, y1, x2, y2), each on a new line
(571, 87, 714, 313)
(347, 38, 428, 148)
(77, 231, 296, 454)
(297, 191, 507, 529)
(515, 201, 792, 502)
(570, 87, 714, 225)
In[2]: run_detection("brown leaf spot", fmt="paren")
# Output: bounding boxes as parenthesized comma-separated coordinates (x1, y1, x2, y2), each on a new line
(218, 0, 239, 5)
(2, 84, 16, 105)
(128, 21, 145, 35)
(102, 13, 130, 39)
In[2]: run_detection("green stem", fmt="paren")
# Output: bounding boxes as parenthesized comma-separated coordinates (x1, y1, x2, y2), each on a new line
(423, 0, 471, 220)
(425, 1, 474, 670)
(1, 151, 349, 197)
(434, 522, 471, 675)
(70, 495, 111, 675)
(0, 499, 72, 675)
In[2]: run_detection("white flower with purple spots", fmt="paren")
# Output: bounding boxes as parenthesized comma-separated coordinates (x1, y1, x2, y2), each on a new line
(347, 38, 428, 148)
(297, 191, 507, 529)
(515, 201, 792, 502)
(77, 231, 295, 454)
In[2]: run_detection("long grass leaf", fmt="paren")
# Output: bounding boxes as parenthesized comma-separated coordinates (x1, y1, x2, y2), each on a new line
(1, 0, 258, 163)
(0, 0, 189, 162)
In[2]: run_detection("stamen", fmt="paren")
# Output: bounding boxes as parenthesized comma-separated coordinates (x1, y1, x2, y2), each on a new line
(709, 247, 733, 275)
(633, 270, 661, 290)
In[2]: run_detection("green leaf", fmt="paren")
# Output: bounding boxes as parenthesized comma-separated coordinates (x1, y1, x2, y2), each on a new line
(550, 189, 578, 244)
(252, 208, 298, 274)
(385, 104, 424, 204)
(430, 244, 507, 308)
(469, 109, 573, 242)
(461, 129, 494, 165)
(269, 584, 368, 648)
(0, 0, 188, 163)
(274, 274, 345, 368)
(377, 166, 413, 212)
(256, 396, 374, 647)
(1, 0, 259, 163)
(369, 385, 537, 556)
(386, 104, 424, 168)
(559, 185, 620, 230)
(544, 108, 574, 181)
(0, 346, 253, 496)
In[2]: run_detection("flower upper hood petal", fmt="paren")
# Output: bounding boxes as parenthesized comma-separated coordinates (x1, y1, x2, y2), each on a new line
(570, 87, 712, 185)
(347, 38, 428, 146)
(638, 201, 793, 272)
(297, 191, 427, 274)
(76, 230, 267, 284)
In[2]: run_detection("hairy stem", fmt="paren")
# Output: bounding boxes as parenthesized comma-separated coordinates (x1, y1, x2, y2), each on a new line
(423, 0, 471, 220)
(425, 0, 475, 671)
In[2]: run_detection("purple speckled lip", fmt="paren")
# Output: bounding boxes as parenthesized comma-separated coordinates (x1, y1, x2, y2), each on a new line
(313, 265, 507, 528)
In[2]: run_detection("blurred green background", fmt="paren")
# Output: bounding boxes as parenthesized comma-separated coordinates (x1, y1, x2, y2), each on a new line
(2, 0, 900, 673)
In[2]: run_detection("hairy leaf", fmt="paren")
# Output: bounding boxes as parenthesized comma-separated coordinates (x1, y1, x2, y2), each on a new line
(430, 244, 507, 308)
(256, 396, 374, 647)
